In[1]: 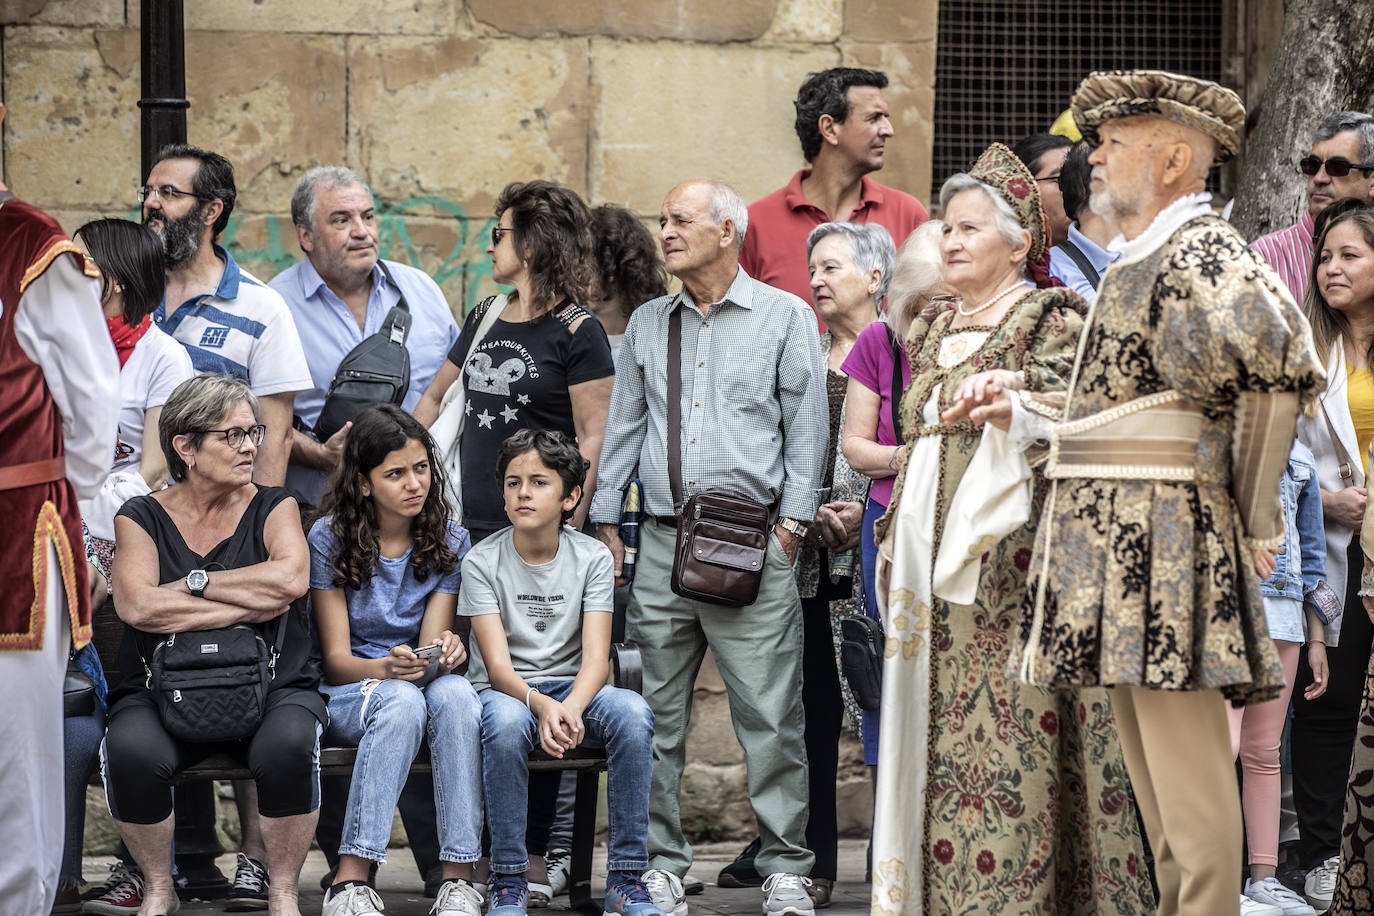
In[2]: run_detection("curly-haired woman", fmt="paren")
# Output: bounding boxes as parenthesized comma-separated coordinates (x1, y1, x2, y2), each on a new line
(309, 404, 483, 916)
(415, 181, 615, 542)
(587, 204, 668, 359)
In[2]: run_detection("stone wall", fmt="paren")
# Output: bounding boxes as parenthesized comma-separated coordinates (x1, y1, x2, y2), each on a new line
(0, 0, 936, 318)
(3, 0, 906, 842)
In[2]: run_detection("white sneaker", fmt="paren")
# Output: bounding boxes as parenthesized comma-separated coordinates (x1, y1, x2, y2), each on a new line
(1240, 893, 1284, 916)
(546, 848, 572, 897)
(1304, 856, 1339, 912)
(432, 879, 485, 916)
(323, 882, 386, 916)
(761, 873, 814, 916)
(1247, 877, 1318, 915)
(641, 869, 687, 916)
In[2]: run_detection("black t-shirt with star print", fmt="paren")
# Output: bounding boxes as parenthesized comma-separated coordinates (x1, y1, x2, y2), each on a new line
(447, 298, 614, 536)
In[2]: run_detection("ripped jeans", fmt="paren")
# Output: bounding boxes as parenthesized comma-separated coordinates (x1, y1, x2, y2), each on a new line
(321, 675, 483, 863)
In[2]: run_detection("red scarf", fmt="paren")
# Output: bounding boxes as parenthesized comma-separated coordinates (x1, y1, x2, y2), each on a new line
(107, 314, 151, 369)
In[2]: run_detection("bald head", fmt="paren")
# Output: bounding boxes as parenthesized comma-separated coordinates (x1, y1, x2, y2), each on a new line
(659, 179, 746, 294)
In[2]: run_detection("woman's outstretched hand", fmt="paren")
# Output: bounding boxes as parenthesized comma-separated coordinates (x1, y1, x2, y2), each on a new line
(941, 370, 1023, 430)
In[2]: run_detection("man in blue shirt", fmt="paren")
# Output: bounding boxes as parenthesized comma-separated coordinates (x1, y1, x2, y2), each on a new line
(1047, 140, 1120, 303)
(271, 166, 459, 507)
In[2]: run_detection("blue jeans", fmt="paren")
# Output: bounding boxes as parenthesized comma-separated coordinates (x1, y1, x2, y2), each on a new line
(479, 681, 653, 876)
(322, 675, 483, 863)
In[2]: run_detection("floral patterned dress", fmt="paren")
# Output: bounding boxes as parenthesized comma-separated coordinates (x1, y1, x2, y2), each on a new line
(869, 288, 1154, 916)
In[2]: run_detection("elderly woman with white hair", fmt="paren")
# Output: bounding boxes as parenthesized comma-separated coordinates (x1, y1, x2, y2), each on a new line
(839, 219, 949, 773)
(781, 220, 895, 906)
(866, 145, 1154, 914)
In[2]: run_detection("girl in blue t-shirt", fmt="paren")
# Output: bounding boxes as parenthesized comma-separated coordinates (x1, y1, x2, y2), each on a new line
(309, 404, 483, 916)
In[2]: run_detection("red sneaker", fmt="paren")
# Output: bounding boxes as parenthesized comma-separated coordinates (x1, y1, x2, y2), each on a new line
(82, 863, 144, 915)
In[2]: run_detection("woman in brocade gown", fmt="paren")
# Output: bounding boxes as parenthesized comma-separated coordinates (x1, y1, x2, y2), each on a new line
(869, 143, 1154, 916)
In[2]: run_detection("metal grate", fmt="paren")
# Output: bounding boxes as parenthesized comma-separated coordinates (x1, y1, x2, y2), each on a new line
(932, 1, 1226, 201)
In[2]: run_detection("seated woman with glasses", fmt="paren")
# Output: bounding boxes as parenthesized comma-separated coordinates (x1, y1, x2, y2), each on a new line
(103, 374, 325, 916)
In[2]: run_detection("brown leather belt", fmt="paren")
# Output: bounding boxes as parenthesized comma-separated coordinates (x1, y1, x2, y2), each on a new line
(0, 456, 67, 491)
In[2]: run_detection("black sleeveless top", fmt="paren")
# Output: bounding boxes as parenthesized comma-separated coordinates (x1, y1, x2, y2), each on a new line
(108, 485, 326, 722)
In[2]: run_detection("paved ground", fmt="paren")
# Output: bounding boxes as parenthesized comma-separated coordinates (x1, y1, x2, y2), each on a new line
(82, 839, 872, 916)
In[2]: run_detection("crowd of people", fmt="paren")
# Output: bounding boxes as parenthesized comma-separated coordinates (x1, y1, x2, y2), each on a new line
(5, 62, 1374, 916)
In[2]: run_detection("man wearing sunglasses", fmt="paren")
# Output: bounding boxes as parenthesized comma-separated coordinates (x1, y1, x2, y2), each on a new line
(1252, 111, 1374, 301)
(141, 144, 311, 491)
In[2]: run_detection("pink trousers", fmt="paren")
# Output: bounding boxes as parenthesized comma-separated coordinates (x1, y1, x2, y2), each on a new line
(1227, 640, 1301, 867)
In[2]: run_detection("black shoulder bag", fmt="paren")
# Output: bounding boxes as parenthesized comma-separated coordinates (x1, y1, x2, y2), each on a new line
(142, 613, 289, 743)
(311, 261, 413, 442)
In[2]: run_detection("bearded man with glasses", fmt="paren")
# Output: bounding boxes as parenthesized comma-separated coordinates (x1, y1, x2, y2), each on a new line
(1252, 111, 1374, 301)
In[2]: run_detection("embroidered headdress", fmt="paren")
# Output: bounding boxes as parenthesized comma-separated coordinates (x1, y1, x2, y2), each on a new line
(1071, 69, 1245, 165)
(968, 142, 1050, 265)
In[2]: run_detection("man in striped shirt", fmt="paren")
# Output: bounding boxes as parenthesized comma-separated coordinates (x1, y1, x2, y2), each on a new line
(1251, 112, 1374, 301)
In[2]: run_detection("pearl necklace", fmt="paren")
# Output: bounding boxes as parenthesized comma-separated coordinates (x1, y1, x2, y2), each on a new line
(956, 281, 1027, 317)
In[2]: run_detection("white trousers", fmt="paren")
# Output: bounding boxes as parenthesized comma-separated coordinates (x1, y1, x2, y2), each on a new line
(0, 543, 70, 913)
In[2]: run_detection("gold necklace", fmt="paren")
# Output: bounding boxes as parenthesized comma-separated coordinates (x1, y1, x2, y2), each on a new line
(956, 280, 1027, 317)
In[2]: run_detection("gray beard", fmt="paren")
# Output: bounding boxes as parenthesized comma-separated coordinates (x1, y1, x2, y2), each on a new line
(148, 209, 203, 270)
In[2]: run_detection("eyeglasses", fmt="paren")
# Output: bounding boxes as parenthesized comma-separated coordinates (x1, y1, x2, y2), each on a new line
(138, 184, 209, 204)
(1299, 156, 1374, 178)
(197, 425, 267, 449)
(490, 225, 513, 247)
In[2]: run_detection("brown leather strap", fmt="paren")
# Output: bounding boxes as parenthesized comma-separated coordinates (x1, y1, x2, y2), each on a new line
(0, 456, 66, 491)
(667, 305, 683, 514)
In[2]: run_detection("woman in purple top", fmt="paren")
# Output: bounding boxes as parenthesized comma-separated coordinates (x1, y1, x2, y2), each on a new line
(840, 220, 948, 765)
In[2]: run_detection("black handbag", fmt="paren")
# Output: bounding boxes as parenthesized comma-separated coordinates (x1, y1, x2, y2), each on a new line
(311, 261, 412, 443)
(142, 613, 288, 743)
(665, 306, 773, 607)
(839, 616, 884, 711)
(65, 651, 96, 718)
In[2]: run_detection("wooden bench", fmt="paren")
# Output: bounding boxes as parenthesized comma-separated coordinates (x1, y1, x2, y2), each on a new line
(90, 598, 642, 914)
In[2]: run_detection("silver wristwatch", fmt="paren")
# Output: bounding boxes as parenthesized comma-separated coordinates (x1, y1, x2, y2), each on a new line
(186, 568, 209, 598)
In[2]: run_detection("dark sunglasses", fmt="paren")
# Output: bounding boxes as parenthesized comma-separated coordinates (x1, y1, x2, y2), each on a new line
(1299, 155, 1374, 178)
(490, 225, 513, 248)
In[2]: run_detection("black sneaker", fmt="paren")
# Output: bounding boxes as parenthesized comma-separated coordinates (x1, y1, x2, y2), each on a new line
(717, 837, 763, 888)
(226, 852, 270, 911)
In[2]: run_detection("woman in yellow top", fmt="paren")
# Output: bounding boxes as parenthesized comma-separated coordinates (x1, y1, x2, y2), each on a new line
(1295, 200, 1374, 907)
(1307, 203, 1374, 914)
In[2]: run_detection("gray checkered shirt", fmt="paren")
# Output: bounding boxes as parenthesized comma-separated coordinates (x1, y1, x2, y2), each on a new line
(590, 267, 827, 525)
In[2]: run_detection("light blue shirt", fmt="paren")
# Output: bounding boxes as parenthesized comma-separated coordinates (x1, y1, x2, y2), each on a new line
(271, 257, 460, 504)
(1048, 223, 1119, 304)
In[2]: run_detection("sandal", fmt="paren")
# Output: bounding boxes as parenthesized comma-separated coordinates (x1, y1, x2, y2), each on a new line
(808, 877, 833, 909)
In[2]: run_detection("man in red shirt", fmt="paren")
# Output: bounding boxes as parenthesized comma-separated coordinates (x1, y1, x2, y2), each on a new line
(741, 68, 928, 328)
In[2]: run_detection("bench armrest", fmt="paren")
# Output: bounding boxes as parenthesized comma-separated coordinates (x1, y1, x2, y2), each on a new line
(610, 643, 642, 695)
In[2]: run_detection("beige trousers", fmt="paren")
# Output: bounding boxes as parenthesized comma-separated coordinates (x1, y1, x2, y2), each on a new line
(1110, 686, 1243, 915)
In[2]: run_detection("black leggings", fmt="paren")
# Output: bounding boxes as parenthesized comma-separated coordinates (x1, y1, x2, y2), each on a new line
(101, 696, 322, 824)
(801, 575, 847, 881)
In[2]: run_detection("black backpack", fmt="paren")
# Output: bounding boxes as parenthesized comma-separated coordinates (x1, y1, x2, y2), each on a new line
(311, 260, 412, 442)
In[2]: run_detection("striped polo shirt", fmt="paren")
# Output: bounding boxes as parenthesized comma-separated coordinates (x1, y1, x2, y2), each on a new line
(1250, 208, 1315, 304)
(154, 245, 311, 397)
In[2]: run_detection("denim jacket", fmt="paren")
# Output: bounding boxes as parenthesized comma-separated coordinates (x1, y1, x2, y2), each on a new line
(1262, 439, 1327, 602)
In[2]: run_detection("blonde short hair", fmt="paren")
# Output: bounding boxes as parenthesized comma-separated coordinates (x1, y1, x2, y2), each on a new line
(884, 220, 946, 344)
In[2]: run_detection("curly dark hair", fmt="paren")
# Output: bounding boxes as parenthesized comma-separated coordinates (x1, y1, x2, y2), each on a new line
(496, 180, 594, 312)
(316, 404, 459, 591)
(74, 218, 167, 325)
(590, 205, 668, 319)
(794, 68, 888, 163)
(494, 429, 587, 524)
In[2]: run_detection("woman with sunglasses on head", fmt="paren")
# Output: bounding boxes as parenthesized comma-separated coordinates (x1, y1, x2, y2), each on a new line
(103, 374, 325, 916)
(414, 181, 614, 546)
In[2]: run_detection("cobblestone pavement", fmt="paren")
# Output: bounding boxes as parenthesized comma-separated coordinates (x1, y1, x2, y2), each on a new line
(82, 839, 873, 916)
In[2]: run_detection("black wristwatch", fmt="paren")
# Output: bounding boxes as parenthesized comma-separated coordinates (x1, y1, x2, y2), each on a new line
(186, 569, 209, 598)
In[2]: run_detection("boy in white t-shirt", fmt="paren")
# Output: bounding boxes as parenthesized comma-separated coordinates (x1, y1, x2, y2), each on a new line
(459, 430, 661, 916)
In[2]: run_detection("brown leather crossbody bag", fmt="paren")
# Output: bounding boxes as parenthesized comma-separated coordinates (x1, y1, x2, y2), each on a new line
(666, 306, 772, 607)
